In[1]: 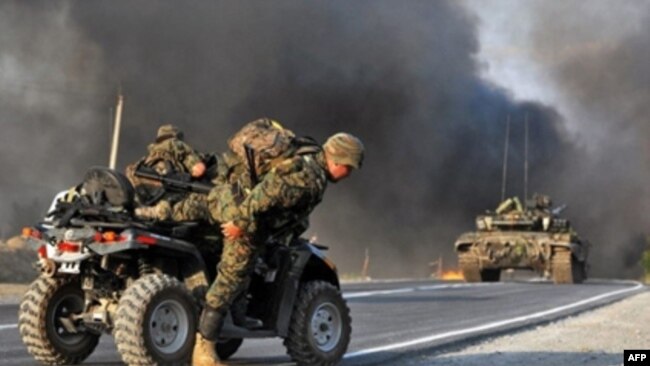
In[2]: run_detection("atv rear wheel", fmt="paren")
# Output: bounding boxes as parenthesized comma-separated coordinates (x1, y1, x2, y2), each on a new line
(18, 276, 100, 365)
(215, 337, 243, 360)
(284, 281, 351, 366)
(459, 253, 481, 282)
(551, 250, 585, 284)
(114, 274, 197, 365)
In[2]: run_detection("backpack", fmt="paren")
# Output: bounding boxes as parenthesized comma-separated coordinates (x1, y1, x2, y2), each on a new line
(227, 118, 320, 182)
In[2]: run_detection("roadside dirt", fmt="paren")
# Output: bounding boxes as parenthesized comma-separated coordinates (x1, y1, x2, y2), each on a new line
(0, 237, 38, 284)
(403, 290, 650, 366)
(0, 283, 29, 304)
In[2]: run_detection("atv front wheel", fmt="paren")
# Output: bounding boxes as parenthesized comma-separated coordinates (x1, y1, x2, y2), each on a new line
(284, 281, 351, 366)
(18, 276, 100, 365)
(114, 274, 197, 365)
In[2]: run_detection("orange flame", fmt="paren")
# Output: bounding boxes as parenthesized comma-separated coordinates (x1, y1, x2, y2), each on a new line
(441, 270, 465, 281)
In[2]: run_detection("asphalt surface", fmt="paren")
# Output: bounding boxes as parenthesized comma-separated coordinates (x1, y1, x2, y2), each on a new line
(0, 278, 643, 365)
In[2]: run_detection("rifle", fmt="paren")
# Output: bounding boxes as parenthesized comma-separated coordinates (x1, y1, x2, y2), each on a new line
(134, 166, 213, 194)
(244, 143, 259, 186)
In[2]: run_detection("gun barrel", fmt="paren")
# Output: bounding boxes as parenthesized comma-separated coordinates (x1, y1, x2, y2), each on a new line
(552, 204, 567, 215)
(134, 168, 213, 194)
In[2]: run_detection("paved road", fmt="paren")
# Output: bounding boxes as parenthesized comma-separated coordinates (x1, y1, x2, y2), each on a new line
(0, 279, 643, 365)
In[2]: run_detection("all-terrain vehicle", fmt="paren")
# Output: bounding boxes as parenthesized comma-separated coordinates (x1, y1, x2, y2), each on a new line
(454, 195, 590, 284)
(19, 167, 351, 365)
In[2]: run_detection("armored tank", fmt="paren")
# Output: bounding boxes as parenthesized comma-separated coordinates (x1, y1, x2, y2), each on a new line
(454, 194, 590, 284)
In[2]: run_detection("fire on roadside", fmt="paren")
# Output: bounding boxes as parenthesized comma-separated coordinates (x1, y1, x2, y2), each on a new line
(441, 270, 464, 281)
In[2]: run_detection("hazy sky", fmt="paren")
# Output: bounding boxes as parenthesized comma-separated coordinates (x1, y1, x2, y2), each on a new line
(464, 0, 650, 144)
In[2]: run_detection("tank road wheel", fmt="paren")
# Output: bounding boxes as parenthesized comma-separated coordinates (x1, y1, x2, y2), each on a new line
(114, 274, 197, 366)
(551, 250, 585, 284)
(215, 337, 243, 360)
(459, 253, 481, 282)
(284, 281, 351, 366)
(480, 269, 501, 282)
(18, 276, 100, 365)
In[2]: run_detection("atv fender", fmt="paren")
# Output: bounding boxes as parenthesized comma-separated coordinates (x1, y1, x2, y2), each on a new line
(275, 243, 340, 337)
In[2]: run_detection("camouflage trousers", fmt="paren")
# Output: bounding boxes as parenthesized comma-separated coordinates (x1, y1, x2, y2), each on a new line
(204, 237, 258, 312)
(134, 193, 209, 221)
(203, 183, 256, 313)
(172, 192, 209, 221)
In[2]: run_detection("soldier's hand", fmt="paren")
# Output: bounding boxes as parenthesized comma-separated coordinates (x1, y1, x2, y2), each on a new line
(221, 221, 244, 240)
(191, 162, 206, 178)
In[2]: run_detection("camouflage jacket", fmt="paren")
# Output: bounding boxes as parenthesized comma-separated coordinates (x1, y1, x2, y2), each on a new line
(125, 137, 203, 206)
(222, 151, 328, 243)
(212, 151, 248, 186)
(144, 138, 202, 175)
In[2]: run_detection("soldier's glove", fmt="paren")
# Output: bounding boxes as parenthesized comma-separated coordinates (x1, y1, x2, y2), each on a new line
(221, 221, 244, 240)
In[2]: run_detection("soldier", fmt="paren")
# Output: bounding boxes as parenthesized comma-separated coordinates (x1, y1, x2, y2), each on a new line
(126, 124, 206, 220)
(192, 132, 364, 366)
(532, 193, 552, 212)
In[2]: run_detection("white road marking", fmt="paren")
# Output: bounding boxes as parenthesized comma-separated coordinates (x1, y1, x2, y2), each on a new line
(0, 324, 17, 331)
(344, 281, 644, 359)
(344, 287, 416, 299)
(344, 282, 499, 299)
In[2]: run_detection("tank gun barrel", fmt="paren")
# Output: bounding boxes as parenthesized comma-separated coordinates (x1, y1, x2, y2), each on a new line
(551, 204, 567, 216)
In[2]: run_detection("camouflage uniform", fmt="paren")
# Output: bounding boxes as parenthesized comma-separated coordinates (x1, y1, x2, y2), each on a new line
(127, 124, 205, 221)
(172, 150, 251, 222)
(146, 134, 202, 175)
(204, 151, 328, 311)
(193, 131, 363, 365)
(202, 132, 365, 313)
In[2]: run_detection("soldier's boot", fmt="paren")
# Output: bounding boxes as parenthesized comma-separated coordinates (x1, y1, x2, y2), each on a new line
(193, 306, 226, 366)
(134, 200, 172, 220)
(231, 294, 263, 329)
(192, 333, 225, 366)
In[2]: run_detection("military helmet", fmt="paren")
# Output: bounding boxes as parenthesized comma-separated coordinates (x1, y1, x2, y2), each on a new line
(157, 124, 184, 141)
(323, 132, 364, 169)
(533, 193, 552, 208)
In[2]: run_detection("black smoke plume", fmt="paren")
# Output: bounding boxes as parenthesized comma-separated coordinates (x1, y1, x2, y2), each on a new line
(3, 1, 637, 278)
(518, 1, 650, 278)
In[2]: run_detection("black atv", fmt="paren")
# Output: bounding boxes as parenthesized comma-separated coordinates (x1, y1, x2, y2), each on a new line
(19, 167, 351, 365)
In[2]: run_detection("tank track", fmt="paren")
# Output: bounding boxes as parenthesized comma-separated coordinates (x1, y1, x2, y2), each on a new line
(551, 250, 585, 284)
(459, 253, 481, 282)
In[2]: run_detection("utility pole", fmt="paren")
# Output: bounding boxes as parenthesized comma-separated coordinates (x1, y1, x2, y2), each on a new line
(428, 256, 443, 278)
(109, 93, 124, 169)
(361, 248, 370, 279)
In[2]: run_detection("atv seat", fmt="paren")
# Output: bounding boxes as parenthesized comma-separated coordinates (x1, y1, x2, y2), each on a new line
(148, 220, 203, 238)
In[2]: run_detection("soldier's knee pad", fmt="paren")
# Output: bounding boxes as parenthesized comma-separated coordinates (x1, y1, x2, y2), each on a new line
(198, 305, 225, 341)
